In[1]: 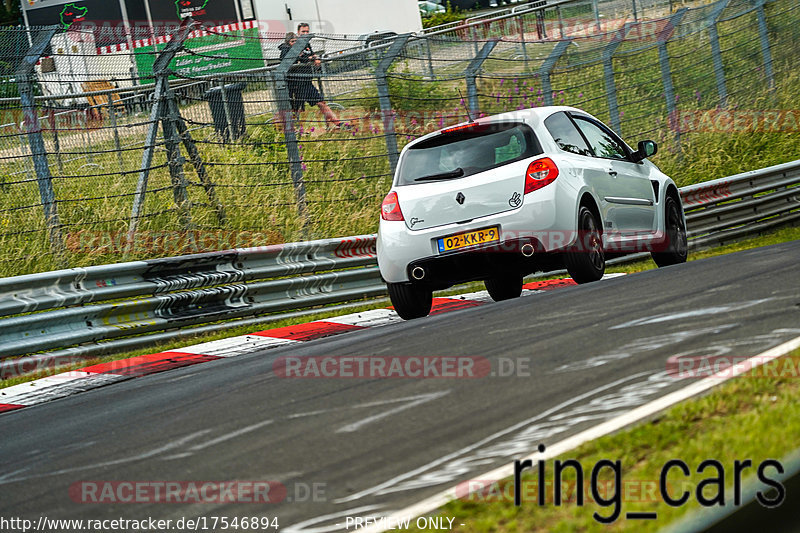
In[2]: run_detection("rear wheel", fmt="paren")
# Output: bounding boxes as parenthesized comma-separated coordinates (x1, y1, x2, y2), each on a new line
(652, 195, 688, 267)
(565, 206, 605, 284)
(485, 274, 523, 302)
(387, 282, 433, 320)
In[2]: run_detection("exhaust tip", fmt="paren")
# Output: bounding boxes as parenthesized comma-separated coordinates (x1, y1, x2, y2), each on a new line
(411, 266, 426, 280)
(521, 243, 535, 257)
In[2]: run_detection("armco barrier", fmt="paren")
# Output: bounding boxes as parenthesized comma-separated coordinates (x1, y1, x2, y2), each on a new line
(0, 236, 382, 374)
(0, 160, 798, 376)
(680, 159, 800, 247)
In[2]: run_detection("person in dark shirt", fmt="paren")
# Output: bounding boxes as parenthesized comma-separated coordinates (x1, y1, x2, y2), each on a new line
(277, 23, 344, 130)
(278, 32, 303, 115)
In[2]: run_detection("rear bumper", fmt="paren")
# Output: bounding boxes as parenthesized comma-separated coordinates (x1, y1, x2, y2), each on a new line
(377, 187, 578, 284)
(403, 240, 564, 290)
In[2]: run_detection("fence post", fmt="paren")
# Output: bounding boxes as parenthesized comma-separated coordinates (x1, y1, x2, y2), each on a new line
(540, 40, 570, 106)
(162, 88, 193, 232)
(18, 122, 35, 186)
(16, 25, 65, 265)
(466, 40, 498, 117)
(167, 96, 227, 225)
(274, 34, 314, 229)
(708, 0, 730, 107)
(107, 93, 125, 173)
(48, 105, 63, 175)
(83, 109, 95, 164)
(602, 29, 626, 135)
(375, 34, 410, 177)
(658, 10, 688, 148)
(556, 6, 566, 39)
(517, 17, 529, 71)
(128, 76, 167, 248)
(218, 79, 235, 141)
(127, 17, 198, 248)
(592, 0, 602, 33)
(425, 37, 436, 80)
(535, 7, 547, 40)
(755, 0, 775, 89)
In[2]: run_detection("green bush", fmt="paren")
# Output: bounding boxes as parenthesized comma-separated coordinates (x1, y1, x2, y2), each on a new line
(422, 2, 467, 29)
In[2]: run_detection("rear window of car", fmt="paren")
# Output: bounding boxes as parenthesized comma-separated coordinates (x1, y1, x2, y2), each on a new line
(396, 122, 542, 186)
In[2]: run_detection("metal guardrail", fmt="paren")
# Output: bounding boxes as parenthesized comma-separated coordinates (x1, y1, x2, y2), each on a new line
(0, 236, 382, 375)
(0, 160, 798, 376)
(419, 0, 558, 37)
(680, 159, 800, 248)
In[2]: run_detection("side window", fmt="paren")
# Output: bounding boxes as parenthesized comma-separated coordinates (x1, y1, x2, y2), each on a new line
(572, 117, 629, 160)
(544, 112, 592, 157)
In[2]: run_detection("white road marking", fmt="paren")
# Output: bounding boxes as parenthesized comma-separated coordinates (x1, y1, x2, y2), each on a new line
(161, 453, 193, 461)
(287, 409, 332, 420)
(336, 391, 450, 433)
(189, 419, 274, 451)
(0, 467, 32, 483)
(552, 324, 739, 373)
(610, 298, 773, 329)
(288, 391, 453, 421)
(282, 505, 385, 533)
(0, 429, 212, 485)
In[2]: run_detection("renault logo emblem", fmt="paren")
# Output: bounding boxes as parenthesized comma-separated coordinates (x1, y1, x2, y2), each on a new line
(456, 192, 465, 205)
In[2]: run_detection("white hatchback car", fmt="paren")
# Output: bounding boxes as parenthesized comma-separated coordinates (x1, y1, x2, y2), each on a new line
(377, 106, 688, 319)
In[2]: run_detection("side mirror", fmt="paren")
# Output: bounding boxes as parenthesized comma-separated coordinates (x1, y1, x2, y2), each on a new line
(632, 140, 658, 162)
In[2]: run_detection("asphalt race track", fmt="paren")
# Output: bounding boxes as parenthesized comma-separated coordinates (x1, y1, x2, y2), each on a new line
(1, 241, 799, 532)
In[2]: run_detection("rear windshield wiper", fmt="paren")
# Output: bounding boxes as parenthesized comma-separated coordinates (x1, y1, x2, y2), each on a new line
(414, 168, 464, 182)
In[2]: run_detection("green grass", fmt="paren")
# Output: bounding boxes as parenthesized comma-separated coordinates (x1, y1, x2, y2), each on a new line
(406, 345, 800, 532)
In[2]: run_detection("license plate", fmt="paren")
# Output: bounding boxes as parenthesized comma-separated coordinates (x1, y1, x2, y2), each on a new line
(437, 226, 500, 253)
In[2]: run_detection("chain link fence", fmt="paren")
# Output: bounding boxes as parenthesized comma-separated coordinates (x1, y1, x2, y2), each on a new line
(0, 0, 797, 278)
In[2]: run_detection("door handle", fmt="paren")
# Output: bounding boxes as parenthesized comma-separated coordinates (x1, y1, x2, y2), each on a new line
(608, 170, 618, 177)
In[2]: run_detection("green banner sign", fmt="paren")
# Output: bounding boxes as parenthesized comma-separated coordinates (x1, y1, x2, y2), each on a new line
(134, 26, 264, 78)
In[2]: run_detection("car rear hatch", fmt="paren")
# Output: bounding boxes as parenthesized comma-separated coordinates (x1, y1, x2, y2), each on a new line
(395, 121, 542, 231)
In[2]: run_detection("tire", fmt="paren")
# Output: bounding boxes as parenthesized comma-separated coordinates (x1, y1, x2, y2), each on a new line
(485, 274, 523, 302)
(387, 282, 433, 320)
(565, 206, 605, 284)
(652, 195, 688, 267)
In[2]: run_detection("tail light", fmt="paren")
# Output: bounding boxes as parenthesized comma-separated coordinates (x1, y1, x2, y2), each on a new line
(381, 191, 404, 221)
(524, 157, 559, 194)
